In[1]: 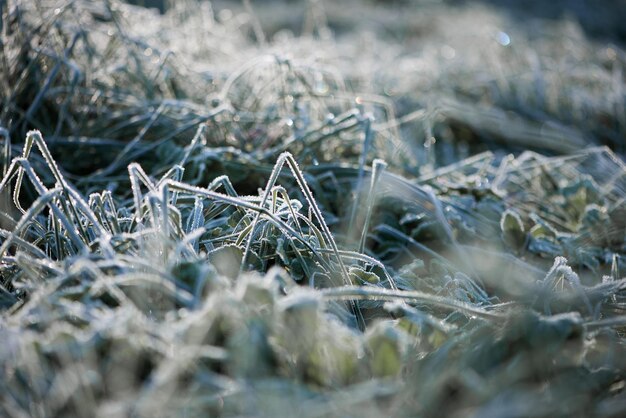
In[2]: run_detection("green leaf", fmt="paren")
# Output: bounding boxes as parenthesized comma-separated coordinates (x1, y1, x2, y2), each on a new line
(500, 209, 526, 251)
(365, 321, 406, 378)
(348, 266, 380, 285)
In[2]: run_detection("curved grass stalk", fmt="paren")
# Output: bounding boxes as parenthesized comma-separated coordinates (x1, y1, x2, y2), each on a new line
(584, 316, 626, 331)
(13, 252, 63, 277)
(358, 158, 386, 255)
(129, 162, 158, 223)
(207, 175, 249, 224)
(240, 152, 350, 285)
(0, 228, 48, 259)
(0, 159, 91, 256)
(7, 132, 111, 252)
(61, 185, 113, 255)
(321, 286, 504, 321)
(315, 248, 397, 290)
(207, 175, 239, 197)
(256, 152, 365, 327)
(292, 211, 326, 249)
(271, 186, 304, 236)
(89, 193, 119, 235)
(178, 124, 207, 168)
(234, 222, 255, 247)
(0, 187, 60, 258)
(158, 165, 184, 206)
(163, 180, 334, 273)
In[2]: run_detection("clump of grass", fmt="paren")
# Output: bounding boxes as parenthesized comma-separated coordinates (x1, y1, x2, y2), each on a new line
(1, 129, 625, 416)
(1, 1, 626, 417)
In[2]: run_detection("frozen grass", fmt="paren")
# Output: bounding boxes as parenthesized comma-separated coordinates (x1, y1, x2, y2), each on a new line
(1, 0, 626, 417)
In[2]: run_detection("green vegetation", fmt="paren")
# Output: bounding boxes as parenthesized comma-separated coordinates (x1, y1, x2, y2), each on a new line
(1, 1, 625, 416)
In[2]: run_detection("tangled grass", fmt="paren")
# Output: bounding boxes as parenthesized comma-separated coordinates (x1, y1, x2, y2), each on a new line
(1, 1, 626, 417)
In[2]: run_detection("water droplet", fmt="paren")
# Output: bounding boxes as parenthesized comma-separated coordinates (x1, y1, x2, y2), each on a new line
(496, 31, 511, 46)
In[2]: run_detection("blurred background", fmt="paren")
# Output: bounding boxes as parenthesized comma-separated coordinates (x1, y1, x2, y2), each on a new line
(128, 0, 626, 45)
(119, 0, 626, 168)
(4, 0, 626, 180)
